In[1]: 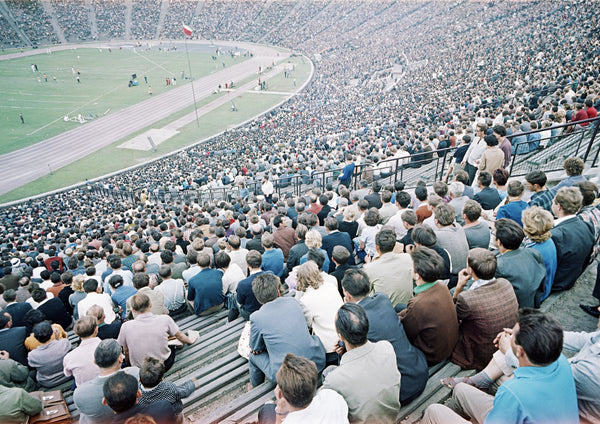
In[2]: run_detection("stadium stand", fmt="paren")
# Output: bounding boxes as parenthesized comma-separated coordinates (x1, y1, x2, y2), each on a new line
(1, 1, 600, 423)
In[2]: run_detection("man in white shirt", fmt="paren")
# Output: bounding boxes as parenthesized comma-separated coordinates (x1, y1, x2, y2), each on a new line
(77, 279, 116, 324)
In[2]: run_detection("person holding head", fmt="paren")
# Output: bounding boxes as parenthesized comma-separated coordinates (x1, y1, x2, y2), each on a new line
(74, 339, 140, 424)
(550, 187, 595, 292)
(323, 303, 400, 423)
(28, 321, 72, 387)
(422, 309, 579, 424)
(102, 371, 175, 424)
(187, 253, 224, 316)
(363, 230, 413, 307)
(258, 353, 349, 424)
(117, 293, 197, 371)
(398, 247, 458, 364)
(63, 315, 101, 387)
(473, 171, 502, 210)
(494, 218, 546, 308)
(295, 261, 343, 365)
(248, 273, 325, 389)
(450, 248, 518, 371)
(341, 269, 428, 404)
(522, 207, 557, 303)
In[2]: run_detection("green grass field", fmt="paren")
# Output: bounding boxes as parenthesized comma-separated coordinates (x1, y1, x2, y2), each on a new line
(0, 52, 311, 203)
(0, 47, 246, 154)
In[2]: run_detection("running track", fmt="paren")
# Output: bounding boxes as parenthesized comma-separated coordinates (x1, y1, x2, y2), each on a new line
(0, 41, 289, 196)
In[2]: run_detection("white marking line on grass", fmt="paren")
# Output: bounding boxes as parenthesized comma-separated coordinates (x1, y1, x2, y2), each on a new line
(133, 50, 175, 76)
(26, 85, 123, 136)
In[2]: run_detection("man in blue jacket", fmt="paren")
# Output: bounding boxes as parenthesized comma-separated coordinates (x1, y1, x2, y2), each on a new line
(341, 269, 428, 404)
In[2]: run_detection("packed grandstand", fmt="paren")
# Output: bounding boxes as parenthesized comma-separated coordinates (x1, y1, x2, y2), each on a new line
(1, 1, 600, 424)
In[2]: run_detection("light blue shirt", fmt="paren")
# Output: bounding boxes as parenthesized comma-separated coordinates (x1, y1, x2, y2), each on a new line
(485, 355, 579, 424)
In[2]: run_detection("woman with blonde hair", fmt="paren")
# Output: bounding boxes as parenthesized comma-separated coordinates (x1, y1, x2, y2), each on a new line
(299, 230, 330, 272)
(69, 274, 87, 319)
(522, 206, 556, 303)
(295, 261, 343, 365)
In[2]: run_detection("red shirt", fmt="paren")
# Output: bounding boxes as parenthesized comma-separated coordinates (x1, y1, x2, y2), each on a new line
(573, 109, 589, 127)
(586, 106, 597, 119)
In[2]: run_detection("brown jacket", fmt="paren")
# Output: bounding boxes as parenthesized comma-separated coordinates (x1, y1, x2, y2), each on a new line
(451, 278, 518, 370)
(398, 282, 458, 364)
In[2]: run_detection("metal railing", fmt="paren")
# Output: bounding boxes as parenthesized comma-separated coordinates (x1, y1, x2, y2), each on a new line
(87, 115, 600, 205)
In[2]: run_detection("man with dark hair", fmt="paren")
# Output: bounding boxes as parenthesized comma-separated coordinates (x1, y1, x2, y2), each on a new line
(473, 171, 501, 210)
(272, 216, 298, 262)
(187, 253, 224, 316)
(462, 200, 491, 249)
(317, 194, 332, 226)
(258, 353, 349, 424)
(525, 170, 554, 212)
(126, 273, 166, 319)
(78, 278, 116, 325)
(28, 321, 72, 388)
(387, 191, 412, 240)
(342, 269, 428, 404)
(494, 218, 546, 308)
(0, 312, 28, 366)
(2, 289, 32, 327)
(422, 309, 578, 424)
(231, 250, 268, 321)
(398, 247, 458, 364)
(414, 186, 431, 223)
(33, 287, 73, 330)
(364, 181, 383, 209)
(330, 246, 356, 296)
(102, 371, 175, 424)
(323, 303, 400, 423)
(248, 273, 325, 389)
(493, 125, 511, 169)
(364, 230, 413, 307)
(138, 356, 199, 417)
(74, 339, 139, 423)
(450, 248, 518, 370)
(322, 217, 355, 273)
(246, 224, 265, 254)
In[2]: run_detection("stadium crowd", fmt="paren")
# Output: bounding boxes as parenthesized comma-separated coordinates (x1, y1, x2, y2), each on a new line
(1, 0, 600, 423)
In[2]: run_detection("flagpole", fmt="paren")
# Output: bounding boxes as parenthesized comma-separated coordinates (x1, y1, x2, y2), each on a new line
(184, 32, 200, 128)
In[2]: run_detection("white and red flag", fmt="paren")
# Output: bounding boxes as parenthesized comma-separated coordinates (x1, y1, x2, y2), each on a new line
(183, 24, 193, 37)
